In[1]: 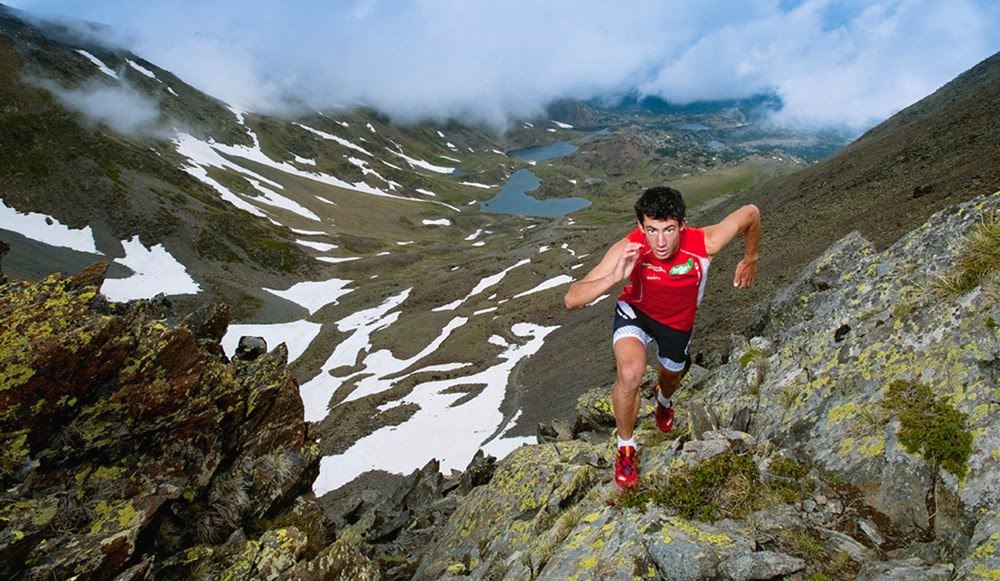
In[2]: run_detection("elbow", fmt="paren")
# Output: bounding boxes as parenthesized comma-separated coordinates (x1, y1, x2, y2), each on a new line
(563, 289, 581, 311)
(743, 204, 761, 231)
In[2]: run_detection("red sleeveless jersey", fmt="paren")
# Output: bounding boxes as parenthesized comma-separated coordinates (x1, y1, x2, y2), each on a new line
(617, 226, 711, 332)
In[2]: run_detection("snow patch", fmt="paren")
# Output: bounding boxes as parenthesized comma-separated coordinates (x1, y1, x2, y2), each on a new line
(101, 237, 200, 301)
(0, 199, 100, 254)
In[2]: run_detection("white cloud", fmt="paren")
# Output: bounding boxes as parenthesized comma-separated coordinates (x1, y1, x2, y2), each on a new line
(10, 0, 1000, 130)
(33, 77, 162, 136)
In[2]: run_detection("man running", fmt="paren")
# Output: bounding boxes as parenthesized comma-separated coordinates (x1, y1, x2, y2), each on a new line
(563, 186, 761, 489)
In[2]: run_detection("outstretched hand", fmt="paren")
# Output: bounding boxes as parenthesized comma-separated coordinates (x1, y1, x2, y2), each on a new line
(733, 257, 758, 288)
(614, 242, 645, 282)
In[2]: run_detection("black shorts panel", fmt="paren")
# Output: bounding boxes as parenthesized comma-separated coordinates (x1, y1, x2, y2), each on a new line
(612, 301, 692, 371)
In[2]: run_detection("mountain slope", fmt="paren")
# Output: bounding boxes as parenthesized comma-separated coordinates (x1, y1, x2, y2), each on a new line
(0, 4, 528, 319)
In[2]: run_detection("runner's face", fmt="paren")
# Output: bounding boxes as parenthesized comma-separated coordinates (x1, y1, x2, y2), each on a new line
(639, 216, 682, 260)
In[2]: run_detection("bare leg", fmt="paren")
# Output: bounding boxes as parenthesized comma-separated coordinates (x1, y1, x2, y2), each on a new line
(612, 338, 647, 440)
(656, 365, 684, 400)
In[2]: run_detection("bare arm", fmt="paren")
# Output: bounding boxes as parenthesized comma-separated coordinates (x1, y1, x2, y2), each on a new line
(702, 204, 761, 289)
(563, 238, 645, 309)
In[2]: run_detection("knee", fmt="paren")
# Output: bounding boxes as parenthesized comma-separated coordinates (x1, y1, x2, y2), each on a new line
(616, 362, 645, 391)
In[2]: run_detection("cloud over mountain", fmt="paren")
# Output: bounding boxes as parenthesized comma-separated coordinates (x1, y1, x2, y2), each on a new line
(9, 0, 1000, 129)
(33, 77, 162, 137)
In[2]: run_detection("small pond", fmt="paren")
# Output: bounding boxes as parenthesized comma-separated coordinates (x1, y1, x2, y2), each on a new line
(480, 169, 591, 218)
(506, 141, 579, 162)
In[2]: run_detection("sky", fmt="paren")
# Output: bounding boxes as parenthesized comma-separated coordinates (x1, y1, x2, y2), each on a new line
(8, 0, 1000, 130)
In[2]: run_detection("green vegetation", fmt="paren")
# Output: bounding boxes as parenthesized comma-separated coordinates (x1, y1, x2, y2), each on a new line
(616, 452, 759, 520)
(666, 166, 758, 208)
(615, 450, 818, 523)
(738, 348, 765, 369)
(776, 526, 859, 580)
(767, 457, 815, 503)
(931, 210, 1000, 300)
(880, 379, 972, 479)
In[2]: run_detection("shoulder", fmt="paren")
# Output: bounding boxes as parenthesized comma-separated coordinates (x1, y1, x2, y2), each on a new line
(625, 226, 644, 243)
(680, 226, 707, 255)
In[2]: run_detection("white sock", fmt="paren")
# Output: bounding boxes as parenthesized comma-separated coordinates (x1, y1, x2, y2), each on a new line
(657, 391, 672, 408)
(617, 435, 637, 449)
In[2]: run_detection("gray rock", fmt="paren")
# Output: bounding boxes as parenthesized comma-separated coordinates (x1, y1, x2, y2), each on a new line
(752, 230, 877, 338)
(687, 193, 1000, 550)
(718, 550, 806, 580)
(537, 418, 574, 443)
(886, 540, 943, 564)
(236, 335, 268, 360)
(856, 558, 954, 581)
(685, 403, 719, 440)
(748, 505, 808, 535)
(815, 527, 877, 563)
(681, 439, 732, 466)
(827, 498, 844, 514)
(857, 517, 884, 546)
(701, 429, 757, 450)
(537, 509, 656, 580)
(182, 302, 230, 342)
(573, 386, 617, 433)
(953, 510, 1000, 579)
(643, 515, 753, 581)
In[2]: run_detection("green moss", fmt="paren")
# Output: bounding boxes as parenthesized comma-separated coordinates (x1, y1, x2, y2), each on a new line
(881, 379, 973, 479)
(616, 452, 760, 521)
(739, 348, 765, 369)
(768, 457, 809, 480)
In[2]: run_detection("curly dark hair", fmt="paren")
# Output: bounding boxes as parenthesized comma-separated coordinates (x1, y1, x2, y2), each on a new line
(634, 186, 686, 224)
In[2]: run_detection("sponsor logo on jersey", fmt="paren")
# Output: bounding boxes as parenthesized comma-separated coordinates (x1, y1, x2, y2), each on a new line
(642, 263, 666, 273)
(669, 258, 695, 276)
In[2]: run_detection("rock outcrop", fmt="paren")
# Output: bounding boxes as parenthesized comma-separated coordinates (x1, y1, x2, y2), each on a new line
(0, 264, 360, 579)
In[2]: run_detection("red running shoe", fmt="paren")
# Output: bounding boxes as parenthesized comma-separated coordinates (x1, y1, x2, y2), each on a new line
(655, 399, 675, 433)
(614, 445, 639, 489)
